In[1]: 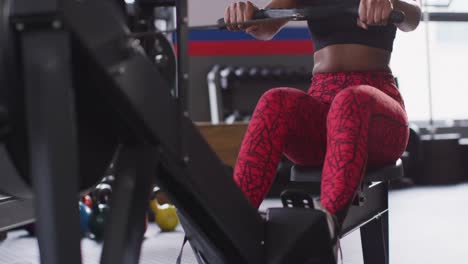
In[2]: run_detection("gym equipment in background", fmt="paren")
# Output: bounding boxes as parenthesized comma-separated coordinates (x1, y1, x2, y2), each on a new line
(459, 138, 468, 181)
(149, 186, 180, 232)
(79, 202, 92, 235)
(89, 203, 111, 241)
(418, 133, 464, 185)
(122, 0, 177, 90)
(149, 198, 179, 232)
(207, 65, 312, 124)
(0, 1, 405, 264)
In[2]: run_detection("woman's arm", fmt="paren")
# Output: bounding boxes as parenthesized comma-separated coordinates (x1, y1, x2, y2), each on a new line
(393, 0, 422, 32)
(224, 0, 300, 40)
(358, 0, 422, 32)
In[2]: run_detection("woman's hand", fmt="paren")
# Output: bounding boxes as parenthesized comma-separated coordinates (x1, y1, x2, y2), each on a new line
(223, 0, 300, 40)
(224, 1, 260, 34)
(357, 0, 396, 29)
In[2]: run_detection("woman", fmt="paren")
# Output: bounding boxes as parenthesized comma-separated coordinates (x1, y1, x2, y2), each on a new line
(224, 0, 421, 241)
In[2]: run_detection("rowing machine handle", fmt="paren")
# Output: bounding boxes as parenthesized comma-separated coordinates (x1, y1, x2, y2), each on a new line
(345, 9, 405, 23)
(389, 10, 406, 23)
(216, 10, 273, 29)
(216, 9, 405, 29)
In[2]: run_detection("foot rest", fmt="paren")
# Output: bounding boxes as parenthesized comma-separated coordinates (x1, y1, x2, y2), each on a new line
(265, 207, 336, 264)
(280, 189, 317, 209)
(291, 159, 404, 183)
(281, 185, 367, 207)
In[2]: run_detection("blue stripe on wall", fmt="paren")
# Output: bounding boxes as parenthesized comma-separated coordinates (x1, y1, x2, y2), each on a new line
(173, 27, 311, 42)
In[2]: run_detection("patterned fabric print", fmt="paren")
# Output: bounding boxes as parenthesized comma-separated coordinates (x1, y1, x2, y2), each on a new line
(309, 71, 404, 107)
(311, 71, 409, 217)
(234, 88, 328, 208)
(233, 71, 409, 221)
(321, 84, 409, 219)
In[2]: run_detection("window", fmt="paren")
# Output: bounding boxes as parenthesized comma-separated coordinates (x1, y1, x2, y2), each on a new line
(391, 0, 468, 122)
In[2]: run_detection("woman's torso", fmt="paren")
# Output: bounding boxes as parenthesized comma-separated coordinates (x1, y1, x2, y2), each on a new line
(304, 1, 396, 75)
(312, 44, 392, 74)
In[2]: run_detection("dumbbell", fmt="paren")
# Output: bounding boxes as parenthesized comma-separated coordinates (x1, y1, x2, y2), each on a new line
(224, 110, 244, 124)
(93, 183, 112, 205)
(88, 203, 110, 241)
(219, 66, 236, 90)
(150, 186, 170, 205)
(149, 187, 179, 232)
(100, 174, 115, 186)
(86, 180, 112, 240)
(260, 67, 272, 79)
(234, 67, 248, 80)
(248, 67, 260, 79)
(271, 67, 285, 80)
(81, 194, 93, 209)
(149, 198, 179, 232)
(79, 201, 92, 236)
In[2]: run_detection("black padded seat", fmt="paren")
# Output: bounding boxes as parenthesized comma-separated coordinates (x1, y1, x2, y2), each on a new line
(283, 158, 404, 264)
(291, 159, 403, 183)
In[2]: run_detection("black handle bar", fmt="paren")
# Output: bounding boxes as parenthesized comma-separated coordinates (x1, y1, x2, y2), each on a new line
(217, 7, 405, 29)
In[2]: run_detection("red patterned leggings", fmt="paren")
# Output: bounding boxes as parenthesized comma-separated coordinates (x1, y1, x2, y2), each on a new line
(234, 71, 409, 221)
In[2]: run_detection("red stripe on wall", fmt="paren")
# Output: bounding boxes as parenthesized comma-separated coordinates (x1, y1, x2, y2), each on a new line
(183, 40, 314, 56)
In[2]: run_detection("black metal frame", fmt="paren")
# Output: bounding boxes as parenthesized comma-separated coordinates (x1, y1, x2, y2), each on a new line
(100, 146, 159, 264)
(5, 0, 397, 263)
(287, 162, 402, 264)
(425, 12, 468, 21)
(17, 7, 82, 263)
(10, 0, 181, 263)
(9, 0, 267, 263)
(175, 0, 190, 160)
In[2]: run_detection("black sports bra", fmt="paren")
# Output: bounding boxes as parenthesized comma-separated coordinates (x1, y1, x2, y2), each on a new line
(303, 1, 397, 52)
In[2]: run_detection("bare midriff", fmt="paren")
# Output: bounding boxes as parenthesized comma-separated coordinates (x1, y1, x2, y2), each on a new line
(312, 44, 392, 75)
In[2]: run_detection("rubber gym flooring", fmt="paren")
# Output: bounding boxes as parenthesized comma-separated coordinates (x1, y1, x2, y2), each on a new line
(1, 183, 467, 264)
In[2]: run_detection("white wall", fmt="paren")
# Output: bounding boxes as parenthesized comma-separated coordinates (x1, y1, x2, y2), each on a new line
(391, 24, 431, 121)
(189, 0, 267, 25)
(392, 21, 468, 121)
(188, 0, 305, 26)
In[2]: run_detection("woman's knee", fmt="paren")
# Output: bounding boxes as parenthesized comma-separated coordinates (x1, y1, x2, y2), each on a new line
(331, 85, 375, 105)
(328, 85, 379, 118)
(260, 87, 301, 101)
(326, 85, 378, 130)
(256, 87, 311, 110)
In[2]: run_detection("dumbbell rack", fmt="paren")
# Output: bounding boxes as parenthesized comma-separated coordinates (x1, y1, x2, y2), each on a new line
(207, 65, 312, 124)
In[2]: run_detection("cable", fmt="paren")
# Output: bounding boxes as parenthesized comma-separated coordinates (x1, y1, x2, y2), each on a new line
(127, 16, 293, 38)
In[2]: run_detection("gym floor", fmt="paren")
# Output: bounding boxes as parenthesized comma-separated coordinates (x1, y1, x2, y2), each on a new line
(1, 183, 467, 264)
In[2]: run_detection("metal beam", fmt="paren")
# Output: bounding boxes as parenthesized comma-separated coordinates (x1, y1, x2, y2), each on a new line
(424, 12, 468, 22)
